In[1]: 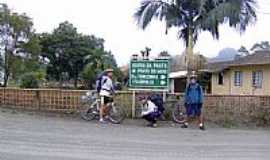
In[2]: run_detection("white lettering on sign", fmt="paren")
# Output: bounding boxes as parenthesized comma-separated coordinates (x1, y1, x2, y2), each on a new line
(160, 75, 166, 79)
(160, 80, 166, 85)
(132, 69, 136, 73)
(150, 69, 156, 74)
(153, 63, 167, 69)
(131, 74, 137, 79)
(157, 70, 167, 74)
(133, 79, 155, 85)
(146, 63, 152, 68)
(138, 75, 159, 79)
(132, 63, 145, 68)
(136, 69, 150, 74)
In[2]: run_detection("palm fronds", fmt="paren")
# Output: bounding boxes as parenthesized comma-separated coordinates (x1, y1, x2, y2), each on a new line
(134, 0, 257, 45)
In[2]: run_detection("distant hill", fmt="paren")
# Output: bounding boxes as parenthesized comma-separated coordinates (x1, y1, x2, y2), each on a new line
(209, 48, 238, 62)
(171, 52, 207, 72)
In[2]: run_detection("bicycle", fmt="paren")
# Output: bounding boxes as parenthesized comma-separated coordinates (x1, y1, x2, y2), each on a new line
(80, 91, 126, 124)
(171, 99, 187, 124)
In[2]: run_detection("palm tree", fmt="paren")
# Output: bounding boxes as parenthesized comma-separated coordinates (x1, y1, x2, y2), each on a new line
(134, 0, 257, 77)
(238, 46, 249, 56)
(140, 46, 151, 59)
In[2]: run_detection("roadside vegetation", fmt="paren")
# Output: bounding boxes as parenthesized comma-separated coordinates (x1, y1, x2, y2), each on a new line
(0, 4, 122, 89)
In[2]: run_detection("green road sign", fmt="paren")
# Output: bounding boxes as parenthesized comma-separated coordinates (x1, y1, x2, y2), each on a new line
(129, 60, 170, 90)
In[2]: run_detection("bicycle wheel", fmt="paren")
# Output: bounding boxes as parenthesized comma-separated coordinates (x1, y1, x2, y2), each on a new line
(80, 102, 98, 121)
(172, 103, 187, 124)
(108, 105, 126, 124)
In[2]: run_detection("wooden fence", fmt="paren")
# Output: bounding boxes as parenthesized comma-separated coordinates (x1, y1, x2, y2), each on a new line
(0, 88, 270, 126)
(0, 88, 133, 113)
(0, 88, 85, 111)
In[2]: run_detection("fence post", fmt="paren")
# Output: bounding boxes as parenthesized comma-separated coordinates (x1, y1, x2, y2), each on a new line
(36, 90, 41, 111)
(132, 91, 136, 118)
(3, 88, 5, 106)
(163, 91, 167, 102)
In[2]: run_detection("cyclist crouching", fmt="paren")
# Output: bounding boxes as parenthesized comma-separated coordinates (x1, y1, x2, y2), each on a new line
(99, 69, 115, 123)
(140, 95, 165, 128)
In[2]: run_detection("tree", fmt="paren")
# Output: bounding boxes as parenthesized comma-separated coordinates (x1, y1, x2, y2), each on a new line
(238, 46, 249, 56)
(189, 54, 207, 71)
(80, 51, 121, 89)
(40, 22, 87, 88)
(158, 51, 171, 57)
(171, 52, 206, 72)
(134, 0, 257, 78)
(0, 4, 40, 86)
(250, 41, 270, 52)
(10, 35, 42, 82)
(20, 71, 45, 88)
(140, 46, 151, 58)
(103, 51, 119, 70)
(40, 21, 119, 88)
(80, 63, 96, 89)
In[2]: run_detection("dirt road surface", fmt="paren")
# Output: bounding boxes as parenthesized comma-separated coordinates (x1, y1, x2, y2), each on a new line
(0, 109, 269, 160)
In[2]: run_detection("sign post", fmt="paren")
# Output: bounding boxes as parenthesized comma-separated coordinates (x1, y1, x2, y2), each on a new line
(129, 59, 170, 118)
(132, 91, 136, 118)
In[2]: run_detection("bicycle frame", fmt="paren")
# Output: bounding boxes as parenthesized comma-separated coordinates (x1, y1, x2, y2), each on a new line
(81, 92, 126, 124)
(85, 93, 114, 115)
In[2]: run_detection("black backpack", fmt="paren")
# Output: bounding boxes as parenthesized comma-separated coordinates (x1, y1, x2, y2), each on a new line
(149, 94, 165, 113)
(95, 72, 107, 93)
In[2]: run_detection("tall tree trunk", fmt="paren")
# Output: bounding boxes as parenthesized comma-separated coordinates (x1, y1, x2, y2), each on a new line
(3, 71, 9, 87)
(59, 77, 63, 88)
(74, 71, 78, 89)
(3, 47, 9, 87)
(59, 72, 64, 88)
(74, 77, 78, 89)
(186, 27, 194, 85)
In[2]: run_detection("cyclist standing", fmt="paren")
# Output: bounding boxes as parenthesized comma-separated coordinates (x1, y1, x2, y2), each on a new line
(181, 73, 205, 130)
(99, 68, 115, 123)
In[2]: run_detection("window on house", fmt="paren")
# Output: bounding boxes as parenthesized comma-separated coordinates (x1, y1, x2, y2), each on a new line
(252, 71, 263, 88)
(218, 72, 224, 85)
(234, 71, 243, 86)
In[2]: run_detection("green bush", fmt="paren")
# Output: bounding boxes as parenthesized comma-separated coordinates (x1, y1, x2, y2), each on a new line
(80, 64, 96, 89)
(20, 72, 44, 88)
(253, 108, 270, 126)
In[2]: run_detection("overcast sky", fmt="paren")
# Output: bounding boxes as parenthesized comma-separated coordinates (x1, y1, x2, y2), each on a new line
(2, 0, 270, 66)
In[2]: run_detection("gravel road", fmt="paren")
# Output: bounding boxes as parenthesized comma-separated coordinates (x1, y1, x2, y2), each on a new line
(0, 109, 269, 160)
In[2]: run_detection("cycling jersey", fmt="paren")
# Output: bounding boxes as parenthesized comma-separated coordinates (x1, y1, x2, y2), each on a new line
(100, 76, 114, 97)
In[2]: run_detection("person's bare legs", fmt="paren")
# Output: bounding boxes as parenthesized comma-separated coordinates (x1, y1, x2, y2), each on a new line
(199, 114, 203, 124)
(99, 97, 106, 122)
(197, 103, 205, 130)
(182, 116, 191, 128)
(198, 114, 205, 130)
(100, 107, 104, 121)
(182, 104, 191, 128)
(100, 105, 109, 119)
(104, 103, 110, 118)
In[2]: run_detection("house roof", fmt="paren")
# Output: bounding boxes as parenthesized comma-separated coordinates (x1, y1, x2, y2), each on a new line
(230, 51, 270, 66)
(204, 61, 233, 73)
(205, 51, 270, 72)
(169, 70, 187, 79)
